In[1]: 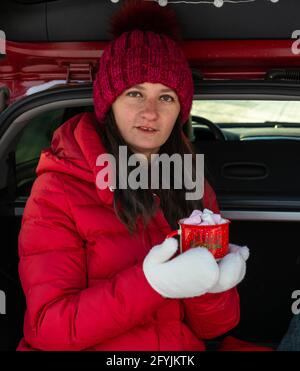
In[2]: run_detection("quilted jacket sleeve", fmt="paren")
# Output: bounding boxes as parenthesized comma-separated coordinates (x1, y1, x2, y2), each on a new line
(18, 173, 166, 351)
(183, 288, 240, 339)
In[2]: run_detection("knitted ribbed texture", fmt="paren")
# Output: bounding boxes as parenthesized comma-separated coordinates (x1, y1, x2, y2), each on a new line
(93, 30, 193, 125)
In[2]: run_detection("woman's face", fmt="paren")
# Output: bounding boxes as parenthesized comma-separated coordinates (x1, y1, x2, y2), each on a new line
(112, 82, 180, 159)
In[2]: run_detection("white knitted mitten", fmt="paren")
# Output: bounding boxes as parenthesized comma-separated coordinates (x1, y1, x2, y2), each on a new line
(143, 238, 219, 298)
(208, 243, 250, 293)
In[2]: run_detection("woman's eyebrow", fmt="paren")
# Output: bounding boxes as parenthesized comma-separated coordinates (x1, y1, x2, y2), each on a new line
(129, 85, 175, 93)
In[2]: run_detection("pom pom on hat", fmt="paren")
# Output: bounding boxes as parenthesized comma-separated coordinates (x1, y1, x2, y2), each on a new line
(93, 0, 194, 125)
(110, 0, 181, 41)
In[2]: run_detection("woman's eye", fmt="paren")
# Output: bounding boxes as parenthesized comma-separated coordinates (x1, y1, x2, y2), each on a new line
(161, 95, 175, 102)
(127, 91, 142, 98)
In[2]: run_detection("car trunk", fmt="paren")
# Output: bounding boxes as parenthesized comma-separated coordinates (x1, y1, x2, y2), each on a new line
(0, 81, 300, 350)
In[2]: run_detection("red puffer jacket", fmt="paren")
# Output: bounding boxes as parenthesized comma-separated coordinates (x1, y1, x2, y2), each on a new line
(17, 112, 239, 351)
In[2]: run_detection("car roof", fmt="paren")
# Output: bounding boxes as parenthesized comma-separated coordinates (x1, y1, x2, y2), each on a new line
(0, 0, 299, 42)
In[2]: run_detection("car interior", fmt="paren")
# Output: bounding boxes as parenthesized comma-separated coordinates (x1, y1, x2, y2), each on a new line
(1, 0, 300, 351)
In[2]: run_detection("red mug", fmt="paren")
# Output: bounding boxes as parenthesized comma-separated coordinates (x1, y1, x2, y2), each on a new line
(166, 219, 230, 260)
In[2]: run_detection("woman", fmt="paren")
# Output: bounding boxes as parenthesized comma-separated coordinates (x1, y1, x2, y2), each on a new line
(17, 0, 248, 351)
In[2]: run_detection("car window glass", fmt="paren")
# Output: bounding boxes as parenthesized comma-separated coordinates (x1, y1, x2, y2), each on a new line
(14, 106, 95, 197)
(192, 100, 300, 124)
(15, 109, 65, 165)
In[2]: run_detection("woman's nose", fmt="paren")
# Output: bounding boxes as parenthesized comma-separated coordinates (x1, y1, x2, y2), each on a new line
(141, 99, 159, 120)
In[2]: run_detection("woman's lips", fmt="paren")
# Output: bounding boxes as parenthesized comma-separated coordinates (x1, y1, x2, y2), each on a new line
(136, 126, 158, 133)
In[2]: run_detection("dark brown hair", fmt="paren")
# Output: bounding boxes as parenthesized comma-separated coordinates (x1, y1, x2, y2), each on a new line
(96, 109, 203, 234)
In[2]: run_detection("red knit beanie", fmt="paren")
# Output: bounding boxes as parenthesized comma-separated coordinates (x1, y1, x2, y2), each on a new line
(93, 0, 194, 125)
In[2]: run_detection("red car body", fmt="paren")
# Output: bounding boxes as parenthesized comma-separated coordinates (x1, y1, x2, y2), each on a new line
(1, 39, 300, 105)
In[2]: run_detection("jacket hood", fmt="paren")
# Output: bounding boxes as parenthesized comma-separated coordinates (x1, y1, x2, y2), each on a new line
(36, 112, 114, 205)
